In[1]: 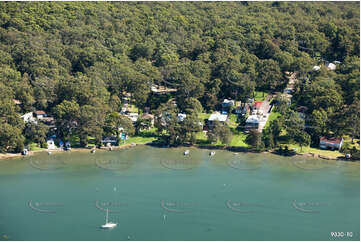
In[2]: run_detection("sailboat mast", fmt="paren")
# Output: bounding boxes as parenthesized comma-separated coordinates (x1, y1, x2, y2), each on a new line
(106, 208, 109, 224)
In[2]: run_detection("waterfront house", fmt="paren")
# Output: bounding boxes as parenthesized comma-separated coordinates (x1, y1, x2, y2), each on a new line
(245, 114, 267, 131)
(319, 137, 343, 150)
(207, 112, 228, 128)
(102, 136, 118, 146)
(46, 139, 57, 150)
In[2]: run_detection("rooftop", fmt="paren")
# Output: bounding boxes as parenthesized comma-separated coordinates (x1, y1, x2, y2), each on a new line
(35, 110, 46, 115)
(320, 136, 343, 144)
(141, 113, 154, 119)
(177, 113, 187, 122)
(208, 112, 227, 122)
(253, 101, 263, 109)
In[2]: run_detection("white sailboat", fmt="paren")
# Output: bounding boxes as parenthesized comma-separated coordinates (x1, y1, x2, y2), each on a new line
(101, 208, 117, 229)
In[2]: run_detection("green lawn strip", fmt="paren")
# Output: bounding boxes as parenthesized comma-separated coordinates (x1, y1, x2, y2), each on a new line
(199, 112, 212, 122)
(264, 111, 281, 129)
(286, 144, 343, 158)
(124, 129, 158, 144)
(229, 127, 249, 147)
(127, 105, 139, 113)
(28, 143, 45, 151)
(124, 136, 157, 145)
(253, 91, 268, 101)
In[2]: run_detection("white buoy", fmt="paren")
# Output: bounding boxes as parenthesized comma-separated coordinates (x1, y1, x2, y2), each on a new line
(184, 150, 190, 155)
(48, 151, 52, 155)
(114, 187, 117, 192)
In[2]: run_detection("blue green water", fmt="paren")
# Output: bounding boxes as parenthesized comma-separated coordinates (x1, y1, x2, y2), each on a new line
(0, 146, 359, 240)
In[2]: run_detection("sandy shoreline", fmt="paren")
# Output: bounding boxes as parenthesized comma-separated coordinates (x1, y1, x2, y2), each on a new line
(0, 143, 358, 164)
(0, 143, 135, 160)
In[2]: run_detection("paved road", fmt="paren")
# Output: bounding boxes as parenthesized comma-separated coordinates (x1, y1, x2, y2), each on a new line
(260, 95, 272, 114)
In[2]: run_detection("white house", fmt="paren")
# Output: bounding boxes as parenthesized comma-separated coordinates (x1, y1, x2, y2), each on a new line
(101, 136, 118, 146)
(312, 65, 321, 71)
(326, 62, 336, 71)
(245, 114, 268, 131)
(208, 112, 228, 122)
(207, 112, 228, 128)
(21, 112, 36, 123)
(126, 113, 138, 123)
(177, 113, 187, 122)
(46, 139, 57, 150)
(222, 99, 235, 108)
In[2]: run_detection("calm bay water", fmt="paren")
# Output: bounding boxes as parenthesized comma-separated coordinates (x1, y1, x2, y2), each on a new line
(0, 145, 359, 241)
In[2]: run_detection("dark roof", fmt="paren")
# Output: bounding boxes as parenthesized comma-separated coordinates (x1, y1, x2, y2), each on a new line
(296, 106, 308, 113)
(320, 137, 343, 144)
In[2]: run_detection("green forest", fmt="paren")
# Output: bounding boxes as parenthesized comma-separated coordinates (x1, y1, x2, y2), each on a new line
(0, 2, 359, 157)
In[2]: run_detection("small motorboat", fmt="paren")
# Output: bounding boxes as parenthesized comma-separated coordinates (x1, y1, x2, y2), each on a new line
(210, 151, 215, 156)
(184, 150, 190, 155)
(101, 209, 117, 229)
(91, 149, 96, 154)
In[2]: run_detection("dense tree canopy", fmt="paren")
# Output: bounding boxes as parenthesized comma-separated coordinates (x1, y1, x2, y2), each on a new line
(0, 2, 359, 151)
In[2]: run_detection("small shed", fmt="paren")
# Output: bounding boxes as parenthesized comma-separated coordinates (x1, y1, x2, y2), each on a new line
(319, 137, 343, 150)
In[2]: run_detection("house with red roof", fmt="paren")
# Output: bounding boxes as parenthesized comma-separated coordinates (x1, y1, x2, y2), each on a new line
(319, 137, 344, 150)
(35, 110, 47, 119)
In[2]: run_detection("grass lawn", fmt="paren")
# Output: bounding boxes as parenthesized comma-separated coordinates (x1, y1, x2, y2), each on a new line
(127, 105, 138, 113)
(253, 91, 268, 101)
(124, 136, 157, 145)
(199, 112, 211, 121)
(228, 113, 238, 128)
(287, 144, 343, 158)
(264, 111, 281, 129)
(195, 127, 248, 148)
(124, 128, 158, 145)
(229, 129, 249, 147)
(28, 143, 45, 151)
